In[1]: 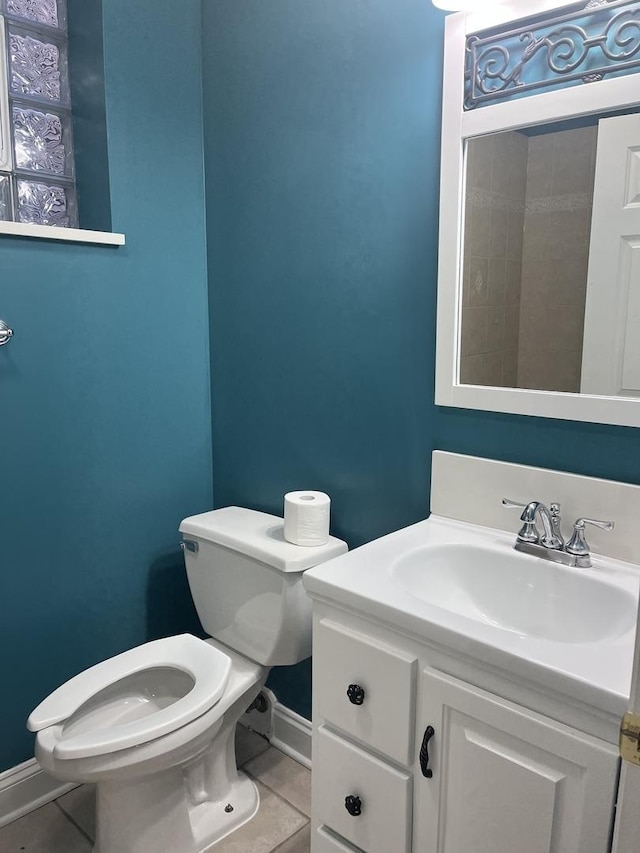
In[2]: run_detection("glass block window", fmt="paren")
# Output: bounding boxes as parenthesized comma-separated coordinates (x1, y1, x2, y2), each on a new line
(0, 0, 77, 227)
(17, 176, 72, 226)
(465, 0, 640, 110)
(7, 0, 59, 28)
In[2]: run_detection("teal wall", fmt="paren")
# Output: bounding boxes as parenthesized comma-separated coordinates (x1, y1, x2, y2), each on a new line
(67, 0, 112, 233)
(434, 409, 640, 485)
(203, 0, 442, 547)
(0, 0, 211, 772)
(202, 0, 640, 719)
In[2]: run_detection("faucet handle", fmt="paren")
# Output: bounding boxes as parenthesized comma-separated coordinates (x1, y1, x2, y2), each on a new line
(566, 517, 614, 557)
(574, 517, 614, 532)
(501, 498, 539, 544)
(501, 498, 528, 510)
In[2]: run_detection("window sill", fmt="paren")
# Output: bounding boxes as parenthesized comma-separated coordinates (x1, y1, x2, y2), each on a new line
(0, 221, 125, 246)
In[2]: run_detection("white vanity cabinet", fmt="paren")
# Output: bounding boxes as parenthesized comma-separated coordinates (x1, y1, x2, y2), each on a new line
(310, 609, 619, 853)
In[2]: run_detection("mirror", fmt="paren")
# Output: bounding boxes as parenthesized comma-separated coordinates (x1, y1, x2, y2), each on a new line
(461, 120, 596, 393)
(461, 114, 640, 396)
(435, 1, 640, 427)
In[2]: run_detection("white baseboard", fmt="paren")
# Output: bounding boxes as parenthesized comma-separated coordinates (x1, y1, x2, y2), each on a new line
(0, 758, 77, 829)
(269, 702, 312, 769)
(240, 688, 312, 769)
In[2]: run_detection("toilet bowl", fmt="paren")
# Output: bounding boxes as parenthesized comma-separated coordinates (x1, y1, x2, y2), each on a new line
(28, 507, 347, 853)
(30, 636, 266, 852)
(29, 634, 231, 761)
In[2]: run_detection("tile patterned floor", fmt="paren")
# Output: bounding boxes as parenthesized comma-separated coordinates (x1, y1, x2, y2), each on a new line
(0, 727, 311, 853)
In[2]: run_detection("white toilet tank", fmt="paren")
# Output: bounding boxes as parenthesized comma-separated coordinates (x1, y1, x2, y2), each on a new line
(179, 507, 347, 666)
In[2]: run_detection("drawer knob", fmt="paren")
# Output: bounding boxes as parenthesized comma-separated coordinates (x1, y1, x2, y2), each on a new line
(420, 725, 435, 778)
(345, 795, 362, 816)
(347, 684, 365, 705)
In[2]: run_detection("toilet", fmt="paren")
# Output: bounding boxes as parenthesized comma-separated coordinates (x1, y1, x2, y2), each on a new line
(28, 507, 347, 853)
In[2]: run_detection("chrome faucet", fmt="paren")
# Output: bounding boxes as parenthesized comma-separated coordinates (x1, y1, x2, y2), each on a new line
(502, 498, 613, 568)
(521, 501, 563, 549)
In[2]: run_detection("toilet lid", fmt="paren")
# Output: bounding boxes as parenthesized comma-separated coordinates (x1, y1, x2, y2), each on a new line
(27, 634, 231, 759)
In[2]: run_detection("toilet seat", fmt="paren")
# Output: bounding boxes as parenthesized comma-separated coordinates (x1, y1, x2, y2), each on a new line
(28, 634, 231, 760)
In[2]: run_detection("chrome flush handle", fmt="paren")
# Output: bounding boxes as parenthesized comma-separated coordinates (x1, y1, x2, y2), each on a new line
(0, 319, 13, 346)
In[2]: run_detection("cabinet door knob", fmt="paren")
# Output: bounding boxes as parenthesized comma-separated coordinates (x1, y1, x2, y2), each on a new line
(347, 684, 365, 705)
(420, 725, 435, 778)
(344, 795, 362, 816)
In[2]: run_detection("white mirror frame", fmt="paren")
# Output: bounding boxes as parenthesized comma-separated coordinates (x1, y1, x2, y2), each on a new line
(435, 0, 640, 427)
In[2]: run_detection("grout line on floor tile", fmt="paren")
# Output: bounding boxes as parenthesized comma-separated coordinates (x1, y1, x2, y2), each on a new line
(243, 768, 311, 822)
(54, 800, 94, 844)
(270, 822, 311, 852)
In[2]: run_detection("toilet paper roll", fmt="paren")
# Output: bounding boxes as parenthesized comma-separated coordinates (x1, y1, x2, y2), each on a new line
(284, 491, 331, 547)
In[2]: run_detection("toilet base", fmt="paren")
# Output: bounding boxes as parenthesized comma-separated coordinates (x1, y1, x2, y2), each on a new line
(92, 769, 258, 853)
(184, 770, 259, 851)
(92, 713, 261, 853)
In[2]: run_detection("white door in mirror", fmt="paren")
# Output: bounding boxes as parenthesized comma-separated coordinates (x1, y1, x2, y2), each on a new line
(582, 114, 640, 396)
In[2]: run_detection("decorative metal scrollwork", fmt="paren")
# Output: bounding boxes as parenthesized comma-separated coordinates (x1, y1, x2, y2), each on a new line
(465, 0, 640, 109)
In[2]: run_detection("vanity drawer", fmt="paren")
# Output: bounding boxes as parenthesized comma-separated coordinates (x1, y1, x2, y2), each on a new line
(315, 826, 363, 852)
(314, 618, 417, 764)
(314, 725, 412, 853)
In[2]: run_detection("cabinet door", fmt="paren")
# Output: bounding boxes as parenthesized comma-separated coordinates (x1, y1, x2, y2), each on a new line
(415, 669, 618, 853)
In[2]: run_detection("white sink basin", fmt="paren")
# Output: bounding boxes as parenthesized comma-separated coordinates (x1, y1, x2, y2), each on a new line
(390, 543, 636, 644)
(303, 515, 640, 716)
